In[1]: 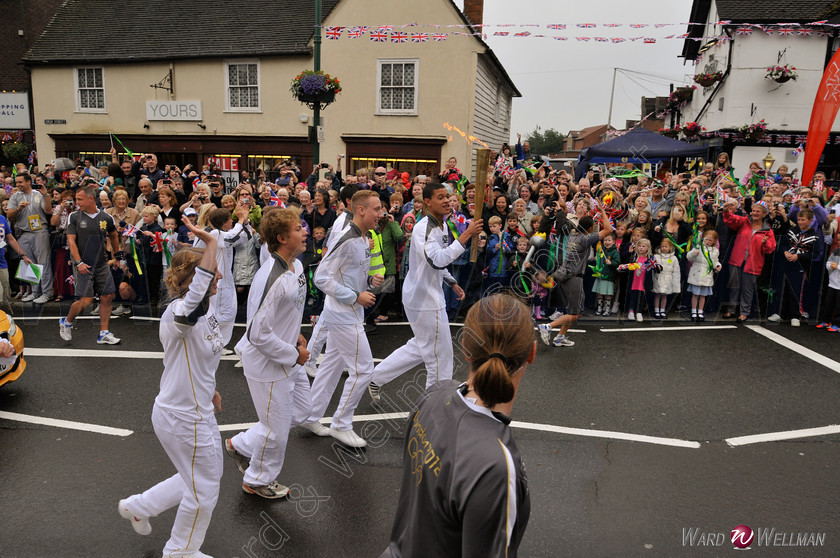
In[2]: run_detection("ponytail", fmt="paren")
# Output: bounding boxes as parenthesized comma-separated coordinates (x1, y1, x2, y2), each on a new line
(471, 357, 515, 408)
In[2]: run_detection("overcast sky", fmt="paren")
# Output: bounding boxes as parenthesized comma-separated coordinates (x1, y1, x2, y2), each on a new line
(453, 0, 695, 140)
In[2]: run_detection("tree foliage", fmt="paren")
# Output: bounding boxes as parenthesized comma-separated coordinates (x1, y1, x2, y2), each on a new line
(524, 127, 566, 155)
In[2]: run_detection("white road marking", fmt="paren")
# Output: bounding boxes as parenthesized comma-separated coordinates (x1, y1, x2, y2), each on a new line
(25, 347, 241, 361)
(745, 325, 840, 373)
(219, 412, 701, 448)
(600, 325, 737, 333)
(0, 411, 133, 437)
(726, 424, 840, 447)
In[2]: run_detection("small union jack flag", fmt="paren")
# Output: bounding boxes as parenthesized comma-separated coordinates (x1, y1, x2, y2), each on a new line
(432, 33, 447, 41)
(797, 28, 813, 36)
(348, 26, 367, 39)
(553, 36, 568, 41)
(675, 33, 689, 39)
(514, 31, 530, 37)
(576, 37, 591, 42)
(758, 136, 773, 144)
(411, 33, 428, 43)
(776, 134, 792, 143)
(377, 25, 394, 31)
(391, 32, 408, 43)
(150, 232, 165, 253)
(66, 275, 74, 285)
(795, 134, 808, 143)
(594, 37, 608, 42)
(809, 20, 828, 25)
(610, 37, 625, 43)
(547, 24, 566, 30)
(654, 24, 671, 28)
(370, 30, 388, 42)
(817, 29, 830, 37)
(494, 31, 509, 36)
(792, 144, 804, 156)
(736, 26, 752, 36)
(604, 24, 622, 28)
(732, 134, 745, 143)
(777, 27, 795, 36)
(629, 24, 649, 28)
(122, 224, 139, 238)
(644, 38, 656, 44)
(325, 26, 344, 40)
(269, 190, 285, 207)
(577, 23, 596, 28)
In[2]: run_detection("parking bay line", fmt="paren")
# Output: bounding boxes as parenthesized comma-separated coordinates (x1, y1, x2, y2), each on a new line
(0, 411, 133, 437)
(220, 413, 701, 449)
(745, 324, 840, 374)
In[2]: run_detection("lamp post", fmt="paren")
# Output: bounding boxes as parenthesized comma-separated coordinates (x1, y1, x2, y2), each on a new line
(312, 0, 322, 167)
(763, 151, 775, 175)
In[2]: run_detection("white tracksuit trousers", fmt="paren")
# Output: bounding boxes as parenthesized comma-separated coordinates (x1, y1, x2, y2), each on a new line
(372, 307, 453, 390)
(212, 286, 237, 346)
(307, 322, 373, 431)
(305, 317, 329, 367)
(124, 405, 223, 558)
(231, 369, 312, 487)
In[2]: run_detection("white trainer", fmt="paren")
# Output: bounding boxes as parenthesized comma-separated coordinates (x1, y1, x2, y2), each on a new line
(304, 361, 317, 379)
(537, 323, 552, 345)
(549, 311, 563, 320)
(97, 331, 121, 345)
(111, 305, 131, 316)
(32, 295, 50, 304)
(299, 421, 331, 436)
(329, 428, 367, 448)
(21, 293, 36, 302)
(636, 312, 644, 323)
(59, 318, 73, 341)
(791, 318, 801, 327)
(766, 313, 781, 323)
(118, 499, 151, 536)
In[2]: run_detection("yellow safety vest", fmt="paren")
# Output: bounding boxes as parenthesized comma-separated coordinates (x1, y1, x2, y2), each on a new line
(368, 229, 385, 276)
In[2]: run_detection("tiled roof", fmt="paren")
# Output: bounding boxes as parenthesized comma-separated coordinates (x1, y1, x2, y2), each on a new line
(24, 0, 340, 64)
(715, 0, 837, 22)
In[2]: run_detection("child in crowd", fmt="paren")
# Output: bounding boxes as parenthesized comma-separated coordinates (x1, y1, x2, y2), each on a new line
(161, 215, 179, 275)
(686, 230, 722, 321)
(592, 233, 620, 316)
(138, 205, 165, 305)
(505, 214, 527, 246)
(818, 246, 840, 330)
(484, 215, 513, 295)
(510, 236, 532, 296)
(652, 237, 681, 319)
(623, 238, 656, 322)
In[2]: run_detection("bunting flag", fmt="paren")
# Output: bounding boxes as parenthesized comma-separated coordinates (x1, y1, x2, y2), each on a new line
(547, 24, 566, 30)
(391, 32, 408, 43)
(736, 26, 753, 36)
(370, 30, 388, 42)
(777, 27, 796, 36)
(348, 26, 367, 38)
(325, 26, 344, 39)
(377, 25, 395, 31)
(494, 31, 509, 36)
(554, 36, 568, 41)
(514, 31, 531, 37)
(411, 32, 428, 43)
(432, 33, 448, 41)
(577, 23, 596, 28)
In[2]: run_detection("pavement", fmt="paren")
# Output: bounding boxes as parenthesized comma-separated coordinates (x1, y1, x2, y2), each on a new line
(1, 303, 839, 557)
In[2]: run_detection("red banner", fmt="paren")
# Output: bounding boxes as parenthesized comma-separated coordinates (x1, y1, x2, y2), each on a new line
(803, 49, 840, 186)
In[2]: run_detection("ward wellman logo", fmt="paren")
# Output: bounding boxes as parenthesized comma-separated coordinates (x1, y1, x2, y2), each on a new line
(682, 525, 826, 549)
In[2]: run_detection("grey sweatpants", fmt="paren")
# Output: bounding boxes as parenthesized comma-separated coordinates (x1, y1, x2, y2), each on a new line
(17, 232, 54, 298)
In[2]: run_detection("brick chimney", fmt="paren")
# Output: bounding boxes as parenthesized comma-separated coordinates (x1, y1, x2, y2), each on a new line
(463, 0, 484, 27)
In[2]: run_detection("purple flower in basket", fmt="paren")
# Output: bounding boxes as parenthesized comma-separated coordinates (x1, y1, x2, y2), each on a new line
(300, 73, 328, 95)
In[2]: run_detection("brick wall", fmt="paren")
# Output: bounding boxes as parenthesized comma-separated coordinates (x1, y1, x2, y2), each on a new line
(0, 0, 64, 92)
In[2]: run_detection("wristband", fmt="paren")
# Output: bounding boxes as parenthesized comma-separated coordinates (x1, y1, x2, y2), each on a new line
(74, 260, 84, 267)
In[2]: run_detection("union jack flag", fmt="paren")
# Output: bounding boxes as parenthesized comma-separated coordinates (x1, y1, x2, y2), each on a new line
(494, 31, 509, 36)
(776, 134, 792, 143)
(325, 26, 344, 40)
(122, 224, 139, 238)
(409, 33, 427, 43)
(150, 232, 165, 253)
(809, 20, 828, 25)
(594, 37, 608, 42)
(547, 24, 566, 30)
(514, 32, 531, 37)
(732, 134, 745, 143)
(576, 37, 591, 42)
(348, 26, 367, 39)
(644, 38, 656, 44)
(797, 28, 813, 36)
(554, 36, 568, 41)
(66, 276, 74, 286)
(758, 135, 773, 144)
(777, 27, 795, 36)
(269, 190, 285, 207)
(370, 30, 388, 42)
(610, 37, 625, 43)
(192, 176, 201, 190)
(604, 23, 622, 28)
(675, 33, 689, 39)
(761, 26, 774, 35)
(736, 26, 752, 36)
(577, 23, 596, 28)
(432, 33, 447, 41)
(391, 32, 408, 43)
(792, 144, 804, 156)
(377, 25, 395, 31)
(795, 134, 808, 143)
(654, 24, 671, 28)
(817, 30, 830, 37)
(629, 24, 648, 28)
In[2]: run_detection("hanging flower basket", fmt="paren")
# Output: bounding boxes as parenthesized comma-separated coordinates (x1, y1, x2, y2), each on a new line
(694, 71, 723, 87)
(670, 86, 696, 103)
(765, 65, 797, 84)
(682, 121, 705, 138)
(290, 70, 342, 109)
(739, 119, 768, 140)
(659, 127, 680, 138)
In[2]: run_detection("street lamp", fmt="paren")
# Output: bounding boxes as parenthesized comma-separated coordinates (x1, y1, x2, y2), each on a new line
(763, 151, 775, 175)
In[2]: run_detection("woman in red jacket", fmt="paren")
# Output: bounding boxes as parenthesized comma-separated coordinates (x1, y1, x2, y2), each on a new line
(722, 200, 776, 322)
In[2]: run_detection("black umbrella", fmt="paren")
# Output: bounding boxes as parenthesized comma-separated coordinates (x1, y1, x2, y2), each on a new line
(51, 158, 76, 172)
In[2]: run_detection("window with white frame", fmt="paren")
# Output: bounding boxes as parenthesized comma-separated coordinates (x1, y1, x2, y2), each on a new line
(377, 59, 418, 115)
(75, 67, 105, 112)
(225, 61, 260, 111)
